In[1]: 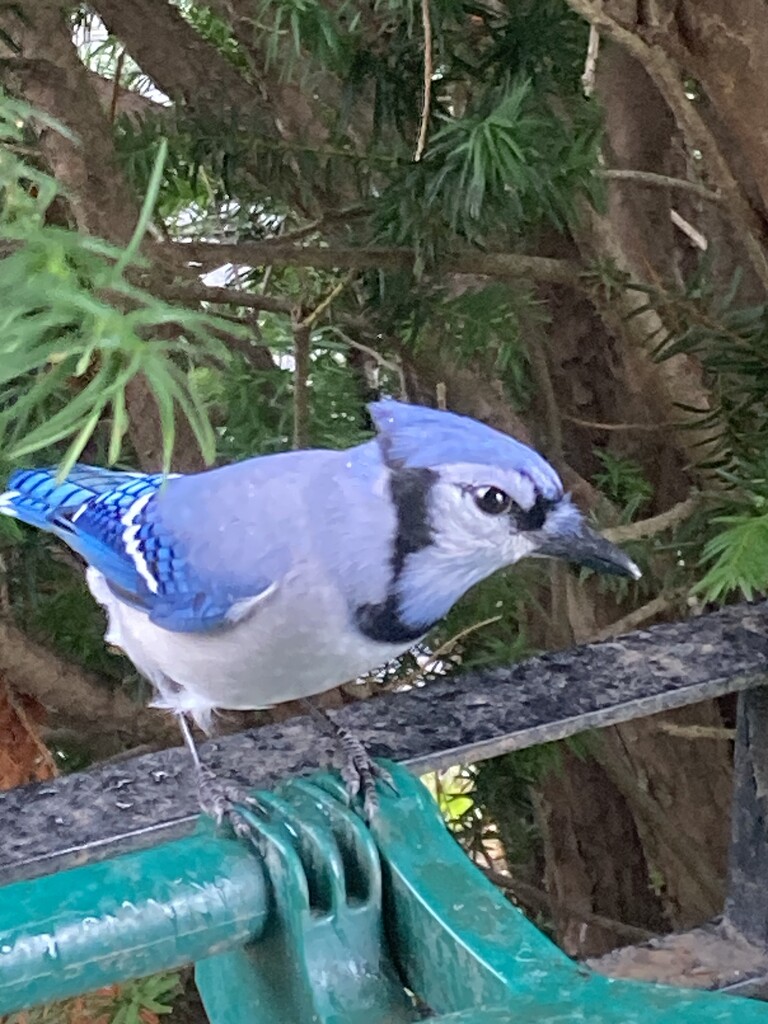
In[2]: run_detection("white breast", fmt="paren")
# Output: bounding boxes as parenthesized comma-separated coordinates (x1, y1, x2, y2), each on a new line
(86, 567, 410, 732)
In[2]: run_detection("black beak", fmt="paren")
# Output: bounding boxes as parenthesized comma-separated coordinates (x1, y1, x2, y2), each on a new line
(537, 522, 641, 579)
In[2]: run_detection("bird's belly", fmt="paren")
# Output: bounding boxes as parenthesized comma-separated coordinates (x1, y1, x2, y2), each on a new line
(87, 568, 409, 720)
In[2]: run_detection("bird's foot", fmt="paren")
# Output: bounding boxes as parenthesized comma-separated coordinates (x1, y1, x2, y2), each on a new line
(337, 728, 397, 820)
(299, 699, 397, 820)
(195, 767, 263, 838)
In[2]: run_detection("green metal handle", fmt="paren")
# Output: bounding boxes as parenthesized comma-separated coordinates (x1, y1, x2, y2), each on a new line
(2, 765, 767, 1024)
(0, 828, 268, 1013)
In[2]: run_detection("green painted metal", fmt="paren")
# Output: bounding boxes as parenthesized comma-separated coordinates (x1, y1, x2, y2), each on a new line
(2, 763, 768, 1023)
(195, 780, 418, 1024)
(198, 765, 768, 1024)
(0, 829, 268, 1014)
(312, 766, 768, 1024)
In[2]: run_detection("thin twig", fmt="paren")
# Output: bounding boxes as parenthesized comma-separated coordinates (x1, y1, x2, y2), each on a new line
(599, 168, 721, 203)
(603, 496, 699, 543)
(336, 332, 408, 398)
(563, 413, 682, 432)
(670, 209, 708, 251)
(415, 0, 433, 161)
(292, 320, 311, 450)
(300, 270, 356, 329)
(108, 50, 125, 124)
(397, 615, 502, 690)
(590, 591, 686, 642)
(581, 24, 600, 96)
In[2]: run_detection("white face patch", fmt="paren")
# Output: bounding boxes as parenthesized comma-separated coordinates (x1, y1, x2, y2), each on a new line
(121, 492, 159, 594)
(393, 467, 546, 630)
(427, 479, 538, 567)
(425, 462, 545, 563)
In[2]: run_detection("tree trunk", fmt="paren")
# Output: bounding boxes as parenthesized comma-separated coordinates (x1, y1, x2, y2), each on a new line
(534, 747, 668, 957)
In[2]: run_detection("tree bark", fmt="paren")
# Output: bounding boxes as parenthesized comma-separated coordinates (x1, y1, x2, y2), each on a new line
(0, 618, 179, 750)
(534, 747, 668, 957)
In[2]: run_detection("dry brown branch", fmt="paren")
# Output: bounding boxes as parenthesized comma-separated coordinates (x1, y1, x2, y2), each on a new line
(603, 497, 699, 543)
(564, 0, 768, 291)
(415, 0, 433, 161)
(178, 241, 581, 285)
(599, 168, 721, 203)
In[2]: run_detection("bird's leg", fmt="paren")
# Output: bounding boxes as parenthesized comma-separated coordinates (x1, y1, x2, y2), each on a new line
(176, 713, 259, 835)
(301, 700, 396, 819)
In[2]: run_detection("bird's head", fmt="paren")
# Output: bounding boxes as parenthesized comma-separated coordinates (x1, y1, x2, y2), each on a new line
(368, 400, 640, 632)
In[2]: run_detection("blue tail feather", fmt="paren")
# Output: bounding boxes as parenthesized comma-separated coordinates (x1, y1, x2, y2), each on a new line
(4, 469, 97, 525)
(0, 464, 174, 602)
(0, 464, 165, 537)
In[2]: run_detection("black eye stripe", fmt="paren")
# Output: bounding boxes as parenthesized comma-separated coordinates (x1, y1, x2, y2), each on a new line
(513, 493, 557, 531)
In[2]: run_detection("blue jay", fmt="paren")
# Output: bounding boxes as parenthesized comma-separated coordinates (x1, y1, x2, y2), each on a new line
(0, 400, 639, 816)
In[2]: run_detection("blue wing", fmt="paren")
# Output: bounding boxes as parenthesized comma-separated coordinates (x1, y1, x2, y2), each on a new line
(0, 465, 276, 632)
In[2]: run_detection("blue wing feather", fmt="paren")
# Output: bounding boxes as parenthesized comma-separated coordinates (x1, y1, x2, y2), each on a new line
(0, 464, 273, 632)
(2, 465, 168, 594)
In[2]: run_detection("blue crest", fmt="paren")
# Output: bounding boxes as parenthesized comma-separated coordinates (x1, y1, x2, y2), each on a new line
(368, 400, 563, 499)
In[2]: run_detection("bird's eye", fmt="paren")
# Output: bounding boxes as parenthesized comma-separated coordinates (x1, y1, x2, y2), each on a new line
(473, 486, 512, 515)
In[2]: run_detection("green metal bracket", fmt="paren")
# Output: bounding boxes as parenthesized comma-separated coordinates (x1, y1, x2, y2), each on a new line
(2, 763, 768, 1023)
(197, 765, 768, 1024)
(196, 779, 417, 1023)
